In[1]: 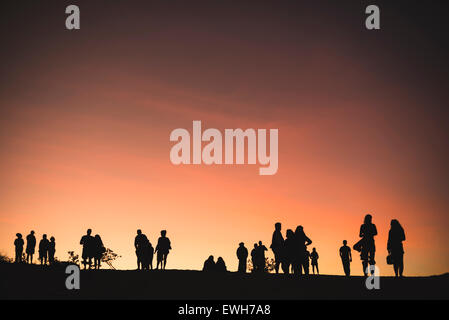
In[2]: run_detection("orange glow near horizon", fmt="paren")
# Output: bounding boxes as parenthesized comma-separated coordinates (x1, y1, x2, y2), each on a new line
(1, 1, 448, 277)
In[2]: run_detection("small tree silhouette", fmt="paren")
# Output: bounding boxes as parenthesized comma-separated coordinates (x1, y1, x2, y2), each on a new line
(67, 251, 79, 266)
(101, 248, 121, 270)
(0, 253, 12, 264)
(247, 257, 276, 273)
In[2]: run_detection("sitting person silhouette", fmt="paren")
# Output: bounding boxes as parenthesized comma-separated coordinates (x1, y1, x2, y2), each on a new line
(340, 240, 352, 277)
(216, 257, 227, 272)
(203, 255, 215, 271)
(39, 234, 49, 265)
(80, 229, 94, 269)
(48, 237, 56, 265)
(14, 233, 24, 263)
(236, 242, 248, 273)
(155, 230, 171, 270)
(387, 219, 406, 277)
(26, 231, 36, 264)
(310, 247, 319, 274)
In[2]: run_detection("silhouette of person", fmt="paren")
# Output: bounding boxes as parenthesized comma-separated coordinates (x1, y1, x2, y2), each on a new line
(26, 231, 36, 264)
(80, 229, 94, 269)
(295, 226, 312, 275)
(387, 219, 406, 277)
(203, 255, 215, 271)
(93, 234, 105, 269)
(236, 242, 248, 273)
(310, 247, 319, 275)
(14, 233, 24, 263)
(358, 214, 377, 276)
(39, 234, 49, 265)
(48, 237, 56, 264)
(155, 230, 171, 270)
(134, 229, 147, 270)
(283, 229, 297, 274)
(141, 237, 154, 270)
(270, 222, 285, 274)
(257, 241, 268, 272)
(250, 243, 259, 272)
(304, 249, 310, 275)
(216, 257, 227, 272)
(339, 240, 352, 277)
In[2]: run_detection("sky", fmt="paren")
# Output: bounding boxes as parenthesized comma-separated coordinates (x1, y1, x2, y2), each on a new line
(0, 0, 448, 276)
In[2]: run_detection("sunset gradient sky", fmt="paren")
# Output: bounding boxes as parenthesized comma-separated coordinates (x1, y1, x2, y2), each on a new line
(1, 1, 448, 276)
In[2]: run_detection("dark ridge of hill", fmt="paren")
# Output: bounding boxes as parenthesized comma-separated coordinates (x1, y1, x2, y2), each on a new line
(0, 263, 448, 300)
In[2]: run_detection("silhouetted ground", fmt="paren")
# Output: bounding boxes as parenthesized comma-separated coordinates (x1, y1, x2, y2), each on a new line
(1, 263, 448, 300)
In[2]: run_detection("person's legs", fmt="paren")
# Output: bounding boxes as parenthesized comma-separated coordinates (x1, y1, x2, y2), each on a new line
(316, 264, 319, 274)
(398, 254, 404, 277)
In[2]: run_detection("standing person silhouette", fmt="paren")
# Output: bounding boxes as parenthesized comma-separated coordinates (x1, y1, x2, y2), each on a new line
(80, 229, 94, 269)
(236, 242, 248, 273)
(387, 219, 406, 277)
(339, 240, 352, 277)
(283, 229, 297, 274)
(250, 243, 259, 272)
(48, 237, 56, 265)
(257, 241, 268, 272)
(93, 234, 105, 269)
(26, 231, 36, 264)
(310, 248, 319, 274)
(39, 234, 49, 265)
(358, 214, 378, 276)
(270, 222, 285, 274)
(134, 229, 147, 270)
(155, 230, 171, 270)
(14, 233, 24, 263)
(295, 226, 312, 275)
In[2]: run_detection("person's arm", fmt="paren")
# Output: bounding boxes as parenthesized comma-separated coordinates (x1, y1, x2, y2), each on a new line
(349, 248, 352, 261)
(359, 225, 364, 238)
(387, 230, 391, 253)
(80, 237, 83, 245)
(373, 224, 378, 236)
(305, 236, 312, 246)
(339, 248, 342, 258)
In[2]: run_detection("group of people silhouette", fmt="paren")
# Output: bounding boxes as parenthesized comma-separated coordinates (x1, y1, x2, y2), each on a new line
(12, 214, 406, 277)
(134, 229, 172, 270)
(13, 231, 56, 265)
(79, 229, 105, 269)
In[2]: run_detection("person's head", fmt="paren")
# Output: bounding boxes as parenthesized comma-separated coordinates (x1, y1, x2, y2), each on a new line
(16, 233, 22, 238)
(208, 255, 214, 261)
(87, 229, 92, 235)
(239, 242, 244, 247)
(364, 214, 372, 224)
(43, 234, 47, 239)
(30, 230, 35, 235)
(390, 219, 402, 230)
(312, 247, 316, 252)
(95, 234, 100, 239)
(275, 222, 281, 231)
(254, 243, 258, 248)
(50, 236, 55, 242)
(217, 257, 224, 263)
(343, 240, 347, 245)
(286, 229, 294, 239)
(161, 230, 167, 237)
(137, 229, 142, 235)
(258, 240, 262, 246)
(295, 225, 303, 234)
